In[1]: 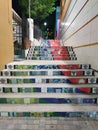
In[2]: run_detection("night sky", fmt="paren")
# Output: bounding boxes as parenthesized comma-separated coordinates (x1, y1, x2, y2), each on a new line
(12, 0, 22, 16)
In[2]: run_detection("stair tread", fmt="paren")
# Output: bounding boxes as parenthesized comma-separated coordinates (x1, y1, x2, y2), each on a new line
(2, 69, 93, 71)
(0, 93, 97, 98)
(0, 76, 95, 78)
(0, 83, 97, 87)
(6, 60, 90, 65)
(0, 104, 97, 112)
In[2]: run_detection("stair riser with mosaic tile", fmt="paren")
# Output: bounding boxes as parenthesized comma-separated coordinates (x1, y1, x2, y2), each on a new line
(5, 64, 91, 70)
(26, 55, 77, 60)
(32, 52, 75, 56)
(28, 46, 72, 52)
(0, 112, 98, 118)
(0, 77, 97, 84)
(26, 44, 77, 60)
(0, 98, 97, 104)
(1, 70, 94, 76)
(1, 87, 98, 93)
(27, 56, 77, 60)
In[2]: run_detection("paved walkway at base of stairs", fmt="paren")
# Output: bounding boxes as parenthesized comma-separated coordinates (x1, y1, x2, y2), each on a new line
(0, 117, 98, 130)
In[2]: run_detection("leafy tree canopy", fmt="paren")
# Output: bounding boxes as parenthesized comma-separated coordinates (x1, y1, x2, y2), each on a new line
(18, 0, 56, 21)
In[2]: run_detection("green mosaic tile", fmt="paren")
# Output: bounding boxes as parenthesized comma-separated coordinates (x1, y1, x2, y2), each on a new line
(3, 88, 12, 93)
(7, 98, 24, 104)
(30, 98, 39, 103)
(15, 65, 34, 69)
(12, 71, 28, 76)
(22, 88, 32, 92)
(23, 112, 30, 117)
(0, 98, 7, 103)
(7, 79, 23, 84)
(32, 57, 38, 60)
(18, 88, 23, 92)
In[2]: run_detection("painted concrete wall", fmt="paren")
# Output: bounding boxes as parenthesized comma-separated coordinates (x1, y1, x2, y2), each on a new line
(61, 0, 98, 70)
(0, 0, 14, 70)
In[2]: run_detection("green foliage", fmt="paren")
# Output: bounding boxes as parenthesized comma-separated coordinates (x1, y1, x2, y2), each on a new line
(18, 0, 56, 20)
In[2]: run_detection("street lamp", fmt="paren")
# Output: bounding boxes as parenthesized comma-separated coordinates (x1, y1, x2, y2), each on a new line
(43, 22, 48, 39)
(44, 22, 47, 26)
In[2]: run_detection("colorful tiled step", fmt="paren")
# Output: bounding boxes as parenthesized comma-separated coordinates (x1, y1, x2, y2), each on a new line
(0, 77, 97, 84)
(0, 83, 98, 93)
(1, 69, 94, 76)
(1, 87, 97, 93)
(0, 111, 98, 118)
(0, 97, 97, 104)
(32, 48, 74, 53)
(27, 56, 77, 60)
(32, 53, 76, 57)
(5, 63, 91, 70)
(30, 46, 73, 50)
(27, 54, 76, 60)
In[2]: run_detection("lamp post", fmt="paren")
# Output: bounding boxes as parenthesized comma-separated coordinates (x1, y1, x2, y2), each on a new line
(27, 0, 34, 41)
(29, 0, 31, 18)
(43, 22, 48, 39)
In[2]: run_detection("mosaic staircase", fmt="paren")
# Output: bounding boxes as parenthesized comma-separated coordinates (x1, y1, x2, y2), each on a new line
(26, 40, 77, 60)
(0, 40, 98, 119)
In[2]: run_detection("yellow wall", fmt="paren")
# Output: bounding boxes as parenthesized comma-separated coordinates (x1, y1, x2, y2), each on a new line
(0, 0, 14, 70)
